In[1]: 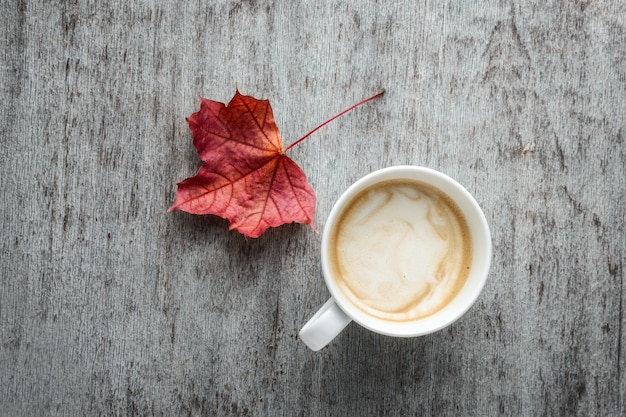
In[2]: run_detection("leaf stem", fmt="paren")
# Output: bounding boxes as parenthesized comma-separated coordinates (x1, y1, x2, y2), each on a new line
(282, 89, 385, 153)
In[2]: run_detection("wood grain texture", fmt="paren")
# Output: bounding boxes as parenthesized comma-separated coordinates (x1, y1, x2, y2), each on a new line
(1, 0, 624, 415)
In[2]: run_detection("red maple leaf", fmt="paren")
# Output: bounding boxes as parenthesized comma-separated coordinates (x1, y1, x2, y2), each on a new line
(169, 89, 384, 238)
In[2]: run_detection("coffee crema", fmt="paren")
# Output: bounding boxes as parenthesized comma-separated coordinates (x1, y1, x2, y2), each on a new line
(328, 179, 472, 322)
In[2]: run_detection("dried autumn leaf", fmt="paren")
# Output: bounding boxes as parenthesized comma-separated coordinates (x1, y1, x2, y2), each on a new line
(169, 89, 384, 238)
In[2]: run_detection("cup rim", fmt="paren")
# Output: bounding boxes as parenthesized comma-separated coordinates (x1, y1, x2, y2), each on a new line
(321, 165, 492, 337)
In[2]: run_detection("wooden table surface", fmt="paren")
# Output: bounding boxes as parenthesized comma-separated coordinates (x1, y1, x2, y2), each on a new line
(1, 1, 624, 415)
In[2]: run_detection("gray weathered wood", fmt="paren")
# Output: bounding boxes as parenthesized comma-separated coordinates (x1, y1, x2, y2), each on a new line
(1, 0, 624, 415)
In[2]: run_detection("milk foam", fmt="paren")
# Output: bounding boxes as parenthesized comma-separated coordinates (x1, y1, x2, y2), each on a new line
(329, 180, 472, 321)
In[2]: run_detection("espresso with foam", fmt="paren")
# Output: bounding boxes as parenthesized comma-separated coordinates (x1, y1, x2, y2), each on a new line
(328, 179, 472, 322)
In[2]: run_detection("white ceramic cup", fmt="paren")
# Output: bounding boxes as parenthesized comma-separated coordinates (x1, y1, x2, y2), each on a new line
(299, 166, 491, 351)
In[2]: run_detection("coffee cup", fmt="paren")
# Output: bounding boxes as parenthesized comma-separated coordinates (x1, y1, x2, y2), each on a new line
(299, 166, 491, 351)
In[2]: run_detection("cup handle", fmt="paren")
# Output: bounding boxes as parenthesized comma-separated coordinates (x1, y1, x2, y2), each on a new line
(299, 298, 352, 351)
